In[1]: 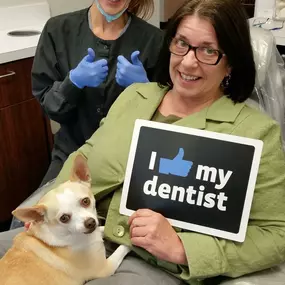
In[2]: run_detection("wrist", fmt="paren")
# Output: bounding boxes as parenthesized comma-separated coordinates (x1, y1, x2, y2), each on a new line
(172, 238, 187, 265)
(69, 70, 84, 89)
(143, 77, 149, 83)
(142, 74, 149, 83)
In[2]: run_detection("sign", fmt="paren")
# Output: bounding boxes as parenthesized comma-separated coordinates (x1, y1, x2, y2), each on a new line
(120, 120, 263, 242)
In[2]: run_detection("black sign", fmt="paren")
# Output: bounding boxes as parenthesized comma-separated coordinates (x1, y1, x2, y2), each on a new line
(120, 120, 263, 242)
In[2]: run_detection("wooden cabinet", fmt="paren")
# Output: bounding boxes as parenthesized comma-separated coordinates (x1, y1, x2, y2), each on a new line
(0, 57, 52, 225)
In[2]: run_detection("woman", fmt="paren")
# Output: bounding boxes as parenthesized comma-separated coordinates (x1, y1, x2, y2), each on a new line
(2, 0, 285, 284)
(52, 0, 285, 282)
(32, 0, 164, 185)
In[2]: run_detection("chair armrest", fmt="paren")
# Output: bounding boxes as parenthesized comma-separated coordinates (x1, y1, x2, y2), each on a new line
(19, 179, 56, 208)
(10, 180, 56, 229)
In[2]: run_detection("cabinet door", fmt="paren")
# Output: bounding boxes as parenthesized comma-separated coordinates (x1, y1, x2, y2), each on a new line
(0, 99, 50, 222)
(0, 57, 34, 108)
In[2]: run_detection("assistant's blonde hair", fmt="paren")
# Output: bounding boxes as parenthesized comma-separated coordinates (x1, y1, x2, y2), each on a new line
(128, 0, 154, 20)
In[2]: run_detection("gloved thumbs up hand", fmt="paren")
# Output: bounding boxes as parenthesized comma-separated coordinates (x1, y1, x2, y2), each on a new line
(69, 48, 108, 89)
(85, 47, 96, 63)
(116, 50, 149, 88)
(130, 50, 143, 66)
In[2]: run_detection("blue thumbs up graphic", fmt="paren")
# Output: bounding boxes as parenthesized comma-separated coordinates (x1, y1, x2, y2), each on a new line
(159, 148, 193, 177)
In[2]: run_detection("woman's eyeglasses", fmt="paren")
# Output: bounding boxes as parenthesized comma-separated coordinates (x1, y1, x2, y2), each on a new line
(169, 37, 225, 66)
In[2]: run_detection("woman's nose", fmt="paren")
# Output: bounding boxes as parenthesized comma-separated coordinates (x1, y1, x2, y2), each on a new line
(181, 49, 199, 67)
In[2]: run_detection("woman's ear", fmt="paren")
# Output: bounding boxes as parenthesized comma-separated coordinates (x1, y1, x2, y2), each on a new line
(12, 204, 46, 223)
(226, 65, 232, 77)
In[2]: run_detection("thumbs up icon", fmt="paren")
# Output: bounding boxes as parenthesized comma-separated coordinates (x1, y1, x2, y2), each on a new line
(159, 148, 193, 177)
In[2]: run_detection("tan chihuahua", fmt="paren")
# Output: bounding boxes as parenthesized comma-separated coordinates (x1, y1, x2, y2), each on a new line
(0, 154, 130, 285)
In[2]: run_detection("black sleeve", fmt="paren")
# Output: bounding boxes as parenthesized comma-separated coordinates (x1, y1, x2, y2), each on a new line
(145, 29, 166, 82)
(31, 20, 82, 124)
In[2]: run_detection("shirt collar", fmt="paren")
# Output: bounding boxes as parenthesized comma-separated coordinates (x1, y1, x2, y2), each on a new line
(206, 96, 245, 123)
(136, 84, 245, 129)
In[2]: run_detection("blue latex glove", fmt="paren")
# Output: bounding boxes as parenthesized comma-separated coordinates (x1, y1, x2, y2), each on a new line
(70, 48, 108, 89)
(116, 51, 149, 87)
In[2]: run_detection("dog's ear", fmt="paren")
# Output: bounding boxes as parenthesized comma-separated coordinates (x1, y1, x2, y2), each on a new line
(70, 154, 91, 184)
(12, 205, 46, 223)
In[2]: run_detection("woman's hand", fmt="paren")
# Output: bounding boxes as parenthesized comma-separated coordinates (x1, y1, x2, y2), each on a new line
(128, 209, 187, 265)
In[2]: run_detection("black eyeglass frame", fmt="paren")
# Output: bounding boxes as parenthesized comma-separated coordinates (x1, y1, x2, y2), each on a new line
(169, 38, 225, 66)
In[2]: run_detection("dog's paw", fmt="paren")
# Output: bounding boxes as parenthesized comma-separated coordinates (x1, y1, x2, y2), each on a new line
(98, 226, 105, 233)
(118, 244, 131, 256)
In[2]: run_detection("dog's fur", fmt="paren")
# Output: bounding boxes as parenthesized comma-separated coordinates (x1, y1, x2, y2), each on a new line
(0, 154, 130, 285)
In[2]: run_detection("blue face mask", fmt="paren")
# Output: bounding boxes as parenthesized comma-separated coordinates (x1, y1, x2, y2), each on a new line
(95, 0, 128, 23)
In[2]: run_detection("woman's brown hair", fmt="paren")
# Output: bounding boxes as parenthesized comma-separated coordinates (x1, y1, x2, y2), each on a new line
(128, 0, 154, 20)
(156, 0, 256, 103)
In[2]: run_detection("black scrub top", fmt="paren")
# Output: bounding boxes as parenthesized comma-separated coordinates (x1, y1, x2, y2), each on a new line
(31, 7, 164, 161)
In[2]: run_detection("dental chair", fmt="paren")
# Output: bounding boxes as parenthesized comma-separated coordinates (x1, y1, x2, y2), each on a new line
(246, 26, 285, 148)
(10, 27, 285, 285)
(213, 26, 285, 285)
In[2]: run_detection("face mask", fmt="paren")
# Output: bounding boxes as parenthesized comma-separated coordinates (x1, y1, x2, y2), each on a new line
(95, 0, 128, 23)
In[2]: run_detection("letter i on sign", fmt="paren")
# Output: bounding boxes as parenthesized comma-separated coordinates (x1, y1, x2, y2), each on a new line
(149, 152, 157, 170)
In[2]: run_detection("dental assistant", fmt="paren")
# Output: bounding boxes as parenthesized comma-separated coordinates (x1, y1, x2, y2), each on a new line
(32, 0, 164, 186)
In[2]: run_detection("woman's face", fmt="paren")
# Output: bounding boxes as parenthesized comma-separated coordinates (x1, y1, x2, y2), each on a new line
(97, 0, 130, 15)
(169, 15, 231, 102)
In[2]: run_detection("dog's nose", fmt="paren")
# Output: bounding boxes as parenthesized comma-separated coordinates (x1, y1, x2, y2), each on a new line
(84, 218, 96, 231)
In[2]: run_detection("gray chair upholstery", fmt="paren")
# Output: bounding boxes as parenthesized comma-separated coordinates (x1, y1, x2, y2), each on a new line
(219, 27, 285, 285)
(246, 27, 285, 147)
(9, 179, 56, 229)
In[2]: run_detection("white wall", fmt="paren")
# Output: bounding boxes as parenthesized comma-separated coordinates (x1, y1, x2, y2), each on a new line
(0, 0, 91, 14)
(47, 0, 92, 16)
(0, 0, 41, 6)
(148, 0, 160, 27)
(48, 0, 161, 27)
(0, 0, 161, 27)
(254, 0, 275, 18)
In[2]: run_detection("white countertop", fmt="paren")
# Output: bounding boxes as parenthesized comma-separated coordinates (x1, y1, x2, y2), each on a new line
(0, 2, 50, 64)
(0, 24, 45, 64)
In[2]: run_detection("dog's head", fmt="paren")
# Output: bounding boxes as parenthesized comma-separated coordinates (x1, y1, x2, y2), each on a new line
(12, 154, 100, 248)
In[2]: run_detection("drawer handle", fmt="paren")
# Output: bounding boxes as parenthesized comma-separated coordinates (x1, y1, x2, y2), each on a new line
(0, 70, 16, 79)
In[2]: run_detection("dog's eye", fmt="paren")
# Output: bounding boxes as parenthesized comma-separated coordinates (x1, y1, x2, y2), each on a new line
(60, 214, 71, 224)
(81, 197, 91, 207)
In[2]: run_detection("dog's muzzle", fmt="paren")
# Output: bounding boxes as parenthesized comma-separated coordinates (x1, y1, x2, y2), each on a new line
(84, 217, 97, 234)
